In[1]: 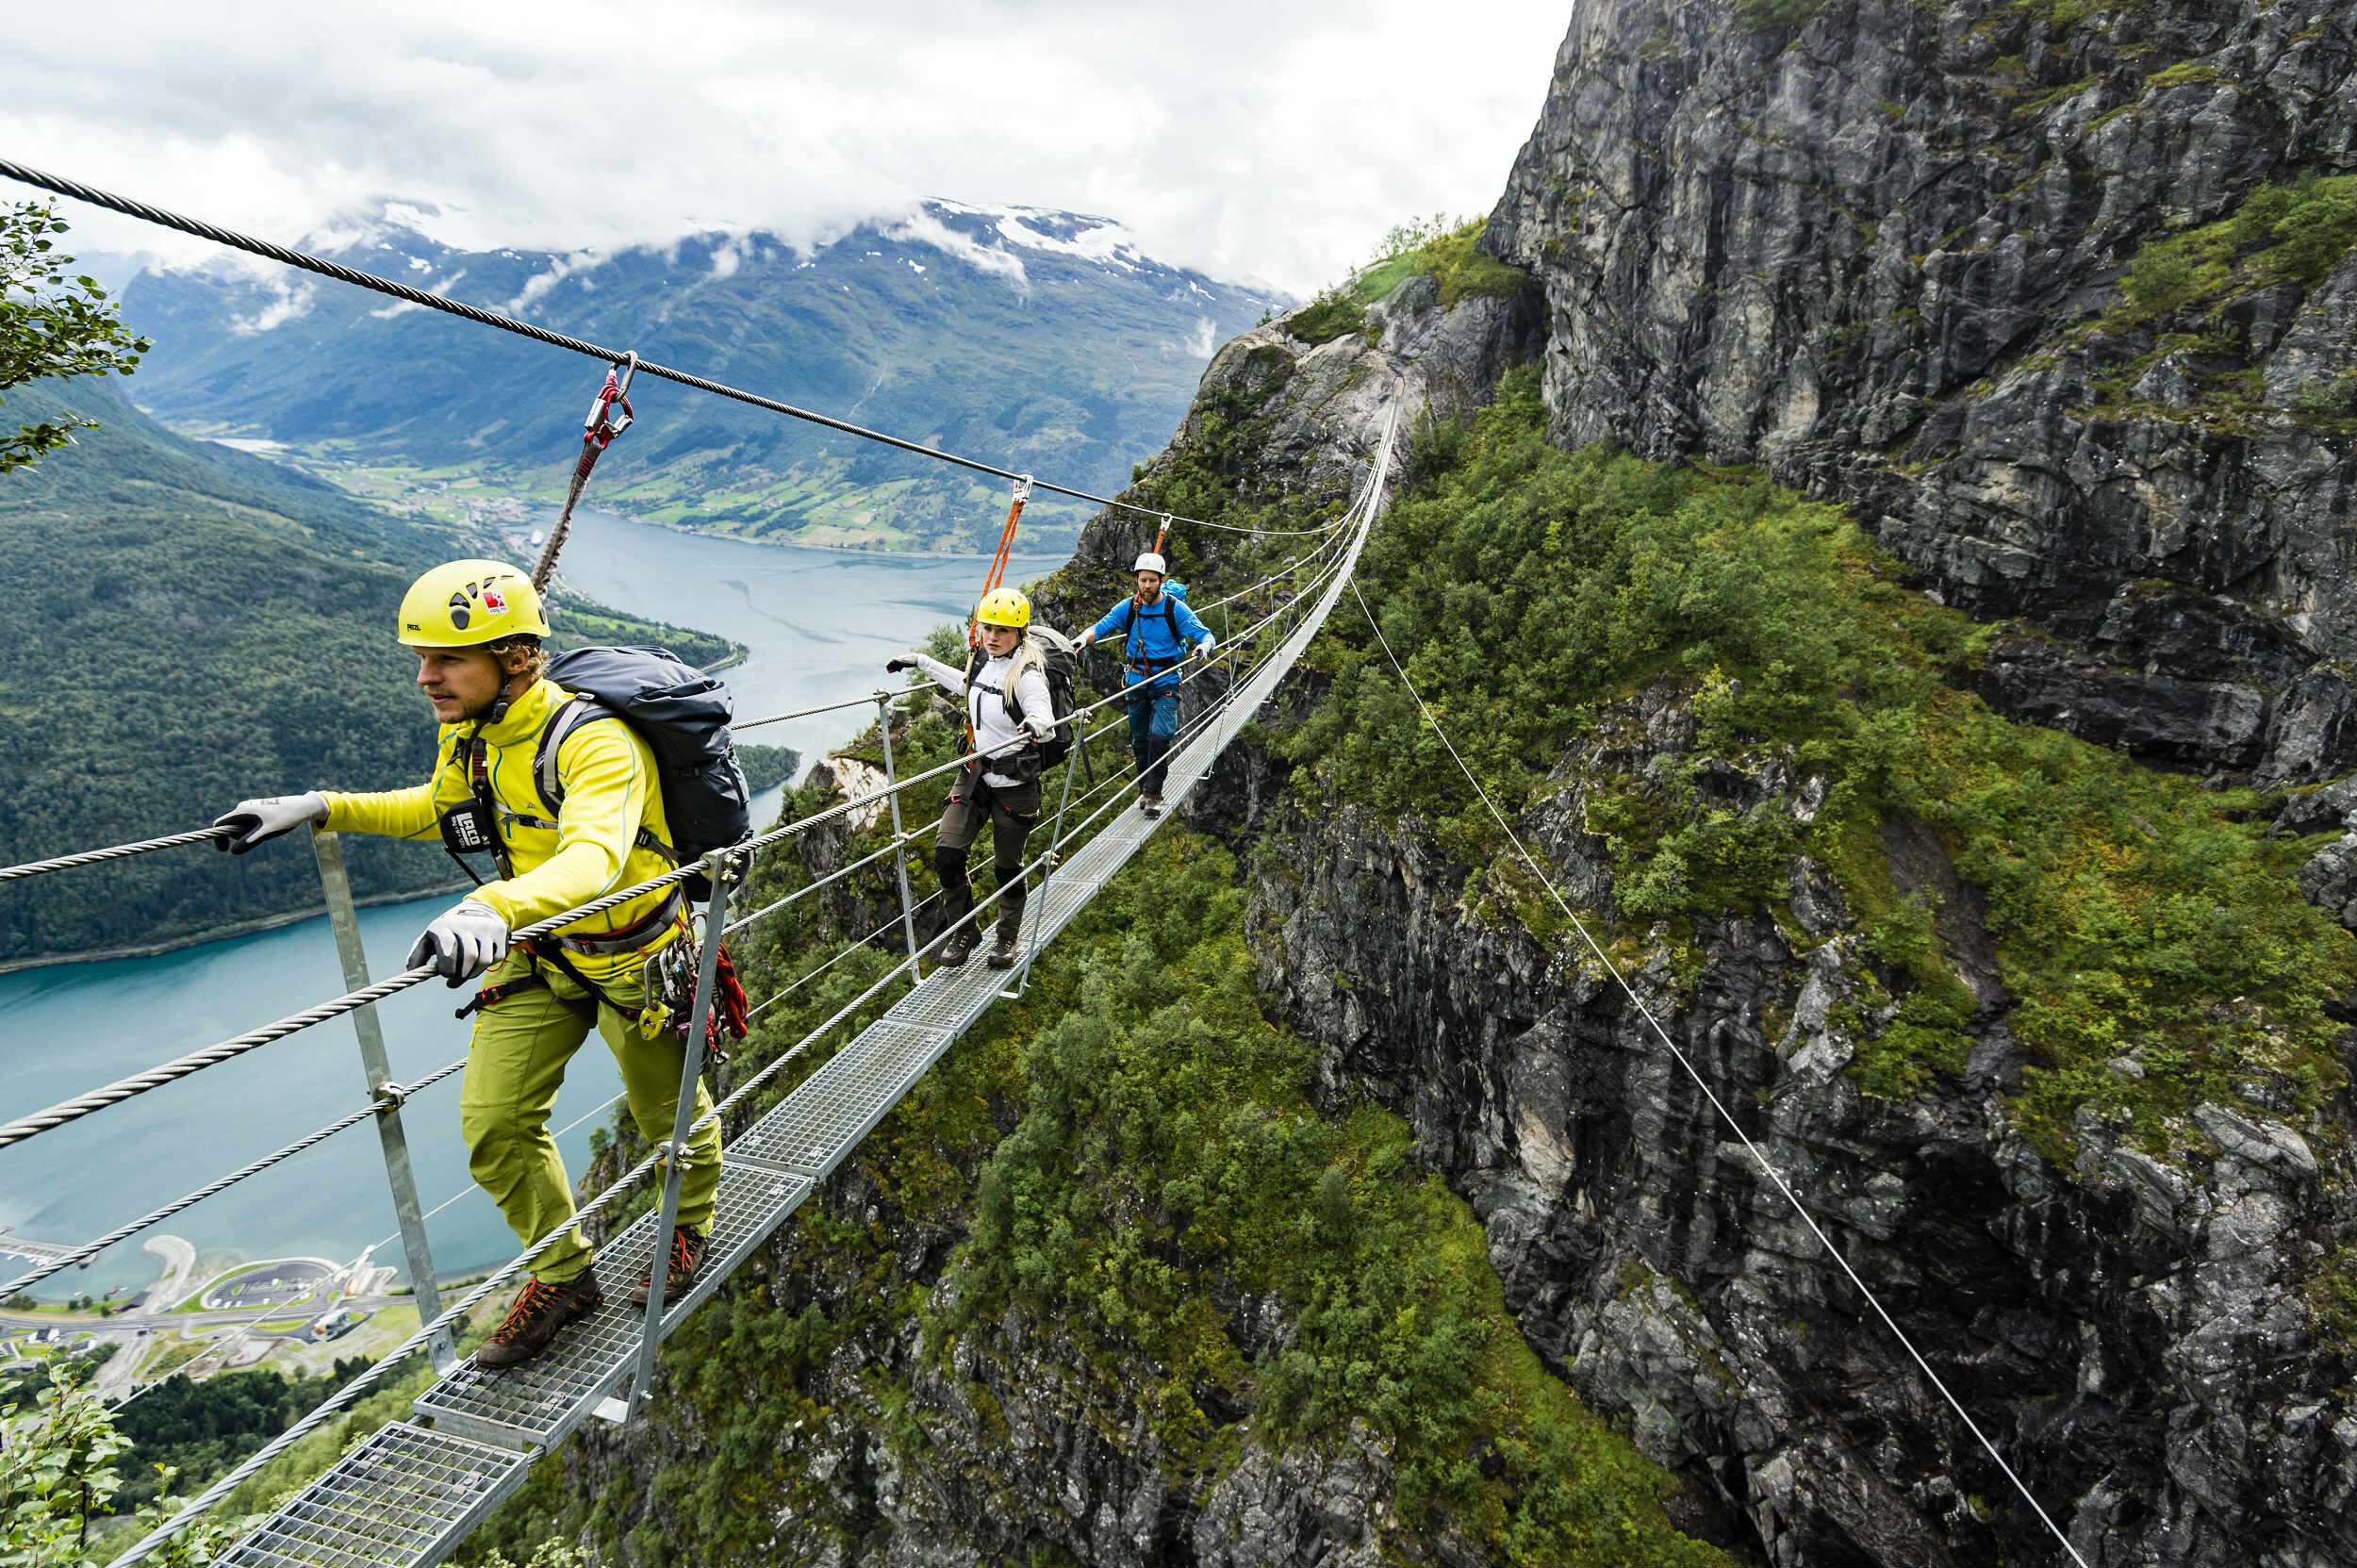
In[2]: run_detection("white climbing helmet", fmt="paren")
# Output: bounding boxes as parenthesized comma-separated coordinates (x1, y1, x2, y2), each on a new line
(1133, 552, 1167, 577)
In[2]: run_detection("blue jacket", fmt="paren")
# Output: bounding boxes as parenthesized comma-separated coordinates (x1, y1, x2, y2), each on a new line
(1092, 592, 1214, 694)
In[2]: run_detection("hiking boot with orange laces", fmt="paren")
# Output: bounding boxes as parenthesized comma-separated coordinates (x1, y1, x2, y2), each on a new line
(629, 1226, 711, 1309)
(474, 1266, 602, 1369)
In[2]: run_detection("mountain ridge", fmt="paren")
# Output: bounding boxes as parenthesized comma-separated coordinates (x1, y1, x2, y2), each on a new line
(113, 199, 1289, 553)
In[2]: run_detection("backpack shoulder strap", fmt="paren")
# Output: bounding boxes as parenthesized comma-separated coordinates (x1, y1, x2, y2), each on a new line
(533, 697, 677, 862)
(533, 696, 618, 815)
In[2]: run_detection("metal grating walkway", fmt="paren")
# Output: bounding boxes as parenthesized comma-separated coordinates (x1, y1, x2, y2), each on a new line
(217, 395, 1399, 1566)
(412, 1161, 810, 1452)
(216, 1421, 526, 1568)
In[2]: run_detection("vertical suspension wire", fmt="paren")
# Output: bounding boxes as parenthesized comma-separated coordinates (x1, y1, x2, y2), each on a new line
(1343, 578, 2093, 1568)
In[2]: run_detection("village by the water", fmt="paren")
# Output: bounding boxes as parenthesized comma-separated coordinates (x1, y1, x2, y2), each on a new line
(2, 1230, 410, 1403)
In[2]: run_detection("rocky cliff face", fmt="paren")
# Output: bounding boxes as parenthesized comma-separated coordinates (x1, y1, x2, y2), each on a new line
(1486, 0, 2357, 789)
(1236, 703, 2357, 1568)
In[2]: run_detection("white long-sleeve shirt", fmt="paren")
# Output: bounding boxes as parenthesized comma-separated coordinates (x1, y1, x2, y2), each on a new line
(914, 649, 1053, 788)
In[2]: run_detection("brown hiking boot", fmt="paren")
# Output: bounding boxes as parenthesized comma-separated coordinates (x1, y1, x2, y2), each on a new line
(474, 1267, 602, 1369)
(629, 1226, 711, 1309)
(985, 929, 1021, 969)
(937, 923, 981, 967)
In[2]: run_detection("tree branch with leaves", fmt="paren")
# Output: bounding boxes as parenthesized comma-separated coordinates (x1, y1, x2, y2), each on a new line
(1, 202, 150, 475)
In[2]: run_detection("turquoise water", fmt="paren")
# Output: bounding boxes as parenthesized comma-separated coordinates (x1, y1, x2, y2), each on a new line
(0, 511, 1065, 1298)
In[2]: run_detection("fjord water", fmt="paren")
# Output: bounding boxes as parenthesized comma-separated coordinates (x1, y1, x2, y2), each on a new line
(0, 510, 1066, 1298)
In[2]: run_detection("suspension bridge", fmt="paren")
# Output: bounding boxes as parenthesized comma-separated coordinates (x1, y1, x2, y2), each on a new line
(0, 157, 2098, 1568)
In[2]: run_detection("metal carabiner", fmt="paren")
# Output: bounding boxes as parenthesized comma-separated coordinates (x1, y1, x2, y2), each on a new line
(1012, 472, 1033, 505)
(584, 352, 637, 448)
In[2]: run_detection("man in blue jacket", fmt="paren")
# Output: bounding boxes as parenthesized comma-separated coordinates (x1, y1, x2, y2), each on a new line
(1076, 551, 1215, 817)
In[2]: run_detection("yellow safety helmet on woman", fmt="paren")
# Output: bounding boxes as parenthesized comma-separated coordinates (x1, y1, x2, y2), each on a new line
(975, 587, 1031, 630)
(397, 560, 551, 648)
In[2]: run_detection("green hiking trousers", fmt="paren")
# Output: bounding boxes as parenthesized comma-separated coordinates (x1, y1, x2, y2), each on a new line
(458, 950, 722, 1284)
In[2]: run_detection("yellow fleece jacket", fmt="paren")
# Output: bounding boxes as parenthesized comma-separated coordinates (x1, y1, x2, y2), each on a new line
(321, 677, 681, 982)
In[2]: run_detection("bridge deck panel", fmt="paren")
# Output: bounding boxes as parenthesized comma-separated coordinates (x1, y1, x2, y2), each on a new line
(410, 1162, 808, 1452)
(216, 1422, 525, 1568)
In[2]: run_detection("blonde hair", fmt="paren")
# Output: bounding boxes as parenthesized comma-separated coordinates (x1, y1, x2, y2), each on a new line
(486, 635, 548, 680)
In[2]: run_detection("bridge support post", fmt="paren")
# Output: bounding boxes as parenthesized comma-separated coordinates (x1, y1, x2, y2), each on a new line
(877, 693, 921, 974)
(626, 855, 736, 1419)
(310, 828, 453, 1372)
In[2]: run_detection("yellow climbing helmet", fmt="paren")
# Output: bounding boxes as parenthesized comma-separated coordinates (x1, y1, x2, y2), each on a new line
(975, 587, 1031, 630)
(397, 560, 551, 648)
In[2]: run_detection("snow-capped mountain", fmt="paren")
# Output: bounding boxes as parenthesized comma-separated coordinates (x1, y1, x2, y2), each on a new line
(114, 200, 1290, 551)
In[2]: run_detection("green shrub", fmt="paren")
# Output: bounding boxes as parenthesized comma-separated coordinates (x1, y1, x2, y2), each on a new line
(1287, 288, 1368, 347)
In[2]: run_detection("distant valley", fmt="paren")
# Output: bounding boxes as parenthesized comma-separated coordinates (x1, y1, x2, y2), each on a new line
(115, 201, 1287, 553)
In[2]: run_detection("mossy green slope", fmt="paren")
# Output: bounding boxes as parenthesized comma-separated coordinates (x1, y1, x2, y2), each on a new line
(1285, 364, 2353, 1164)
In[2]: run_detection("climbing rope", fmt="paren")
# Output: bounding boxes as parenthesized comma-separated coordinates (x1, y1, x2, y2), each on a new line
(531, 353, 636, 588)
(969, 474, 1033, 646)
(1342, 578, 2094, 1568)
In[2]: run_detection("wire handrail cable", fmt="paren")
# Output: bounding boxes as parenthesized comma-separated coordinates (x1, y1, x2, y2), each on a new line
(0, 825, 235, 883)
(113, 387, 1401, 1567)
(1342, 579, 2093, 1568)
(0, 1057, 470, 1298)
(735, 685, 930, 734)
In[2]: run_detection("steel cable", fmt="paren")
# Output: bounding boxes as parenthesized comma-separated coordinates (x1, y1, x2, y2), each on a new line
(0, 1058, 468, 1298)
(0, 157, 1226, 530)
(0, 825, 236, 883)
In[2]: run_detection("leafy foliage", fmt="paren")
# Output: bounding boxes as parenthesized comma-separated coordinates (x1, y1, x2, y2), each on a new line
(2085, 172, 2357, 428)
(1285, 365, 2354, 1160)
(950, 838, 1725, 1561)
(0, 205, 149, 475)
(0, 1367, 234, 1566)
(109, 1361, 366, 1514)
(1284, 216, 1526, 345)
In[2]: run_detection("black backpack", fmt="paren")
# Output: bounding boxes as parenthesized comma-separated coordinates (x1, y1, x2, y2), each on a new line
(536, 646, 752, 898)
(964, 627, 1081, 768)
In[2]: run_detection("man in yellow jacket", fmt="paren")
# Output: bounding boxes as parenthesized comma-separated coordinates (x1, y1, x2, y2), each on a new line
(213, 560, 722, 1369)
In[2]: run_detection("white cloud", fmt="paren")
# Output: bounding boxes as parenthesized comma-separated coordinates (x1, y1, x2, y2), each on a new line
(2, 1, 1574, 297)
(886, 208, 1030, 293)
(232, 274, 316, 334)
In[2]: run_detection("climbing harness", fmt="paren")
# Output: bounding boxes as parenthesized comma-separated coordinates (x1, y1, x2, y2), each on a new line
(531, 353, 637, 590)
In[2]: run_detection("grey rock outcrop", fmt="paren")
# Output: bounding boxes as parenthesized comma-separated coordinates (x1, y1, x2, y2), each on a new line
(1486, 0, 2357, 786)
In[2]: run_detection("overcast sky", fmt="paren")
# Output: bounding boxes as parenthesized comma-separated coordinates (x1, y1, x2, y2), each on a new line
(4, 2, 1574, 297)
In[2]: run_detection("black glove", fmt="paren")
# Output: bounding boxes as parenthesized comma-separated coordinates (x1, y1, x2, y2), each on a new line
(885, 657, 914, 674)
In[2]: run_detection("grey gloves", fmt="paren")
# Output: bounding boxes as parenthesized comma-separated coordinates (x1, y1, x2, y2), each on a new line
(406, 900, 511, 985)
(212, 792, 328, 854)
